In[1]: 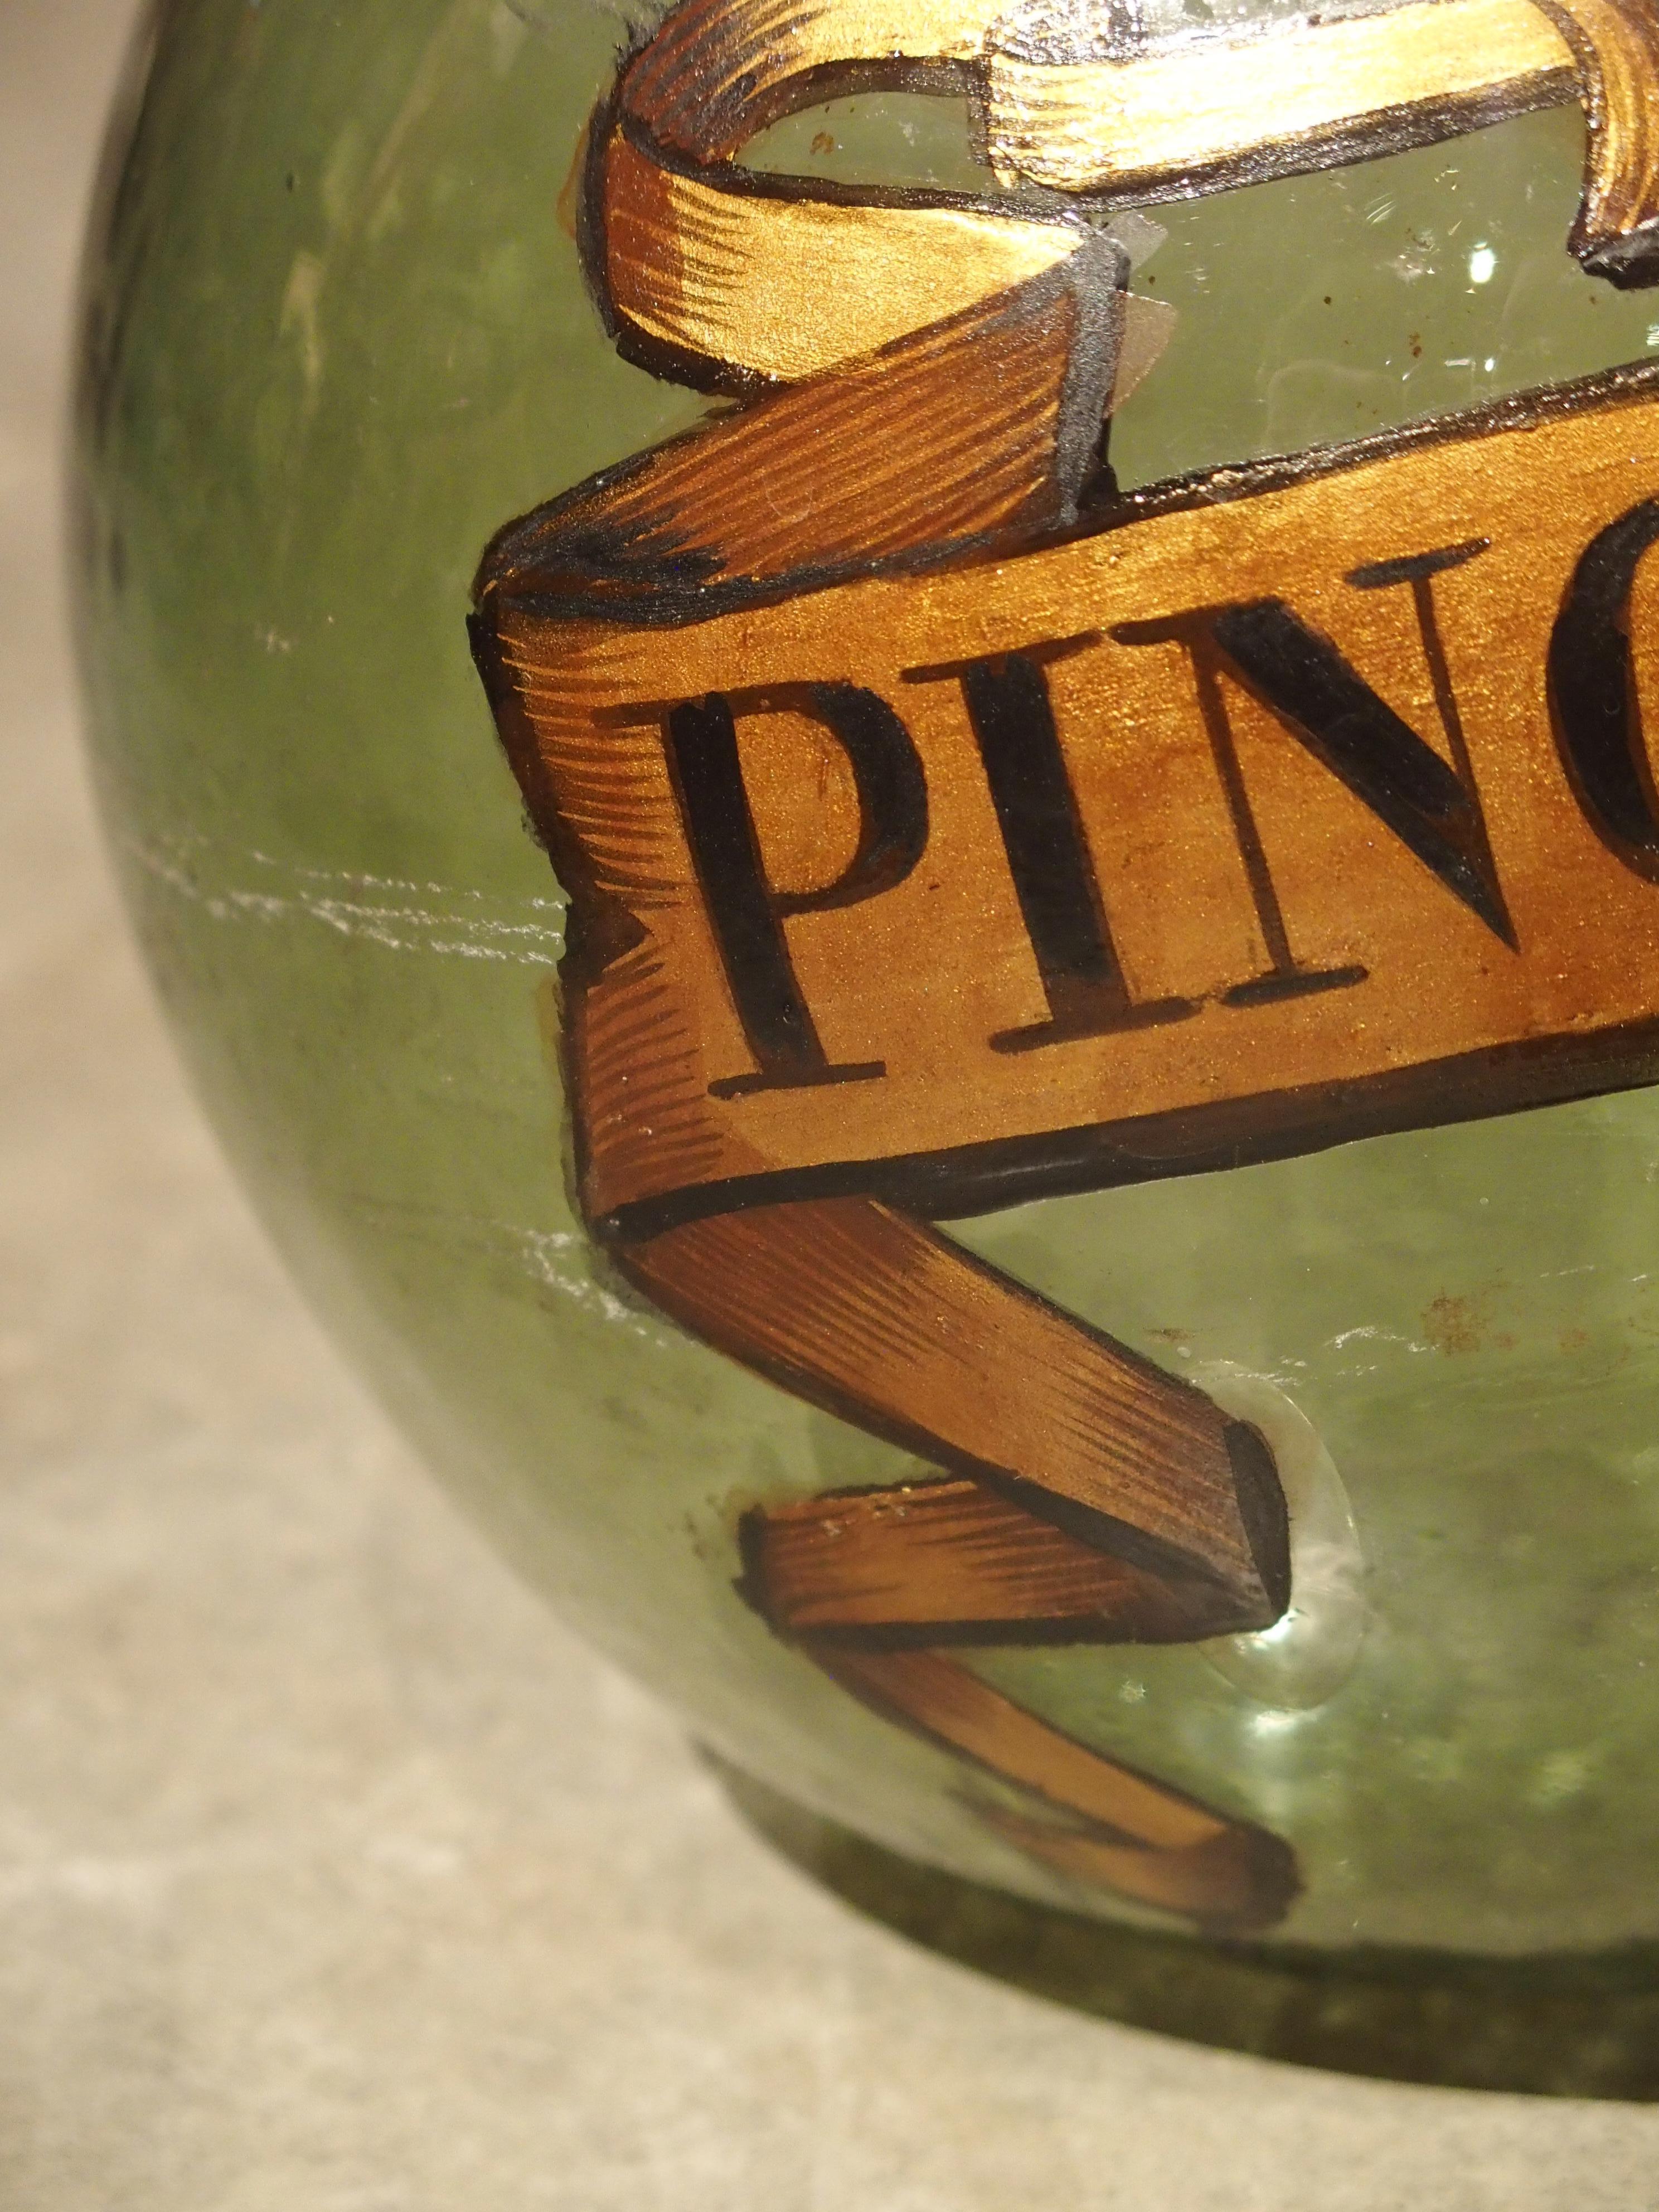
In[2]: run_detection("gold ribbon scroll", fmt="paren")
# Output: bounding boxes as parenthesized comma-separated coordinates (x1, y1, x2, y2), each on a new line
(473, 0, 1659, 1929)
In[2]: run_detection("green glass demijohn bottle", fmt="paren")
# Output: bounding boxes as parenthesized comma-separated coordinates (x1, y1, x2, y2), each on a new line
(71, 0, 1659, 2079)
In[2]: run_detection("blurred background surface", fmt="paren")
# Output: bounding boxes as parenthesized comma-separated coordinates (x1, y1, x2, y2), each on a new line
(4, 0, 1659, 2203)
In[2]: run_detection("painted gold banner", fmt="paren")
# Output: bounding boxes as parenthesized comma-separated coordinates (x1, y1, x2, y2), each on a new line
(482, 362, 1659, 1240)
(473, 0, 1659, 1929)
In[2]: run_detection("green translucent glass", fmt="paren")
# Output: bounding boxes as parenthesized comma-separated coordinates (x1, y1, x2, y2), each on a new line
(74, 0, 1659, 1970)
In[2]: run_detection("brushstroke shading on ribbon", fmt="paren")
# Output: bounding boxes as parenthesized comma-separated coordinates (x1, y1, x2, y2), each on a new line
(472, 0, 1659, 1929)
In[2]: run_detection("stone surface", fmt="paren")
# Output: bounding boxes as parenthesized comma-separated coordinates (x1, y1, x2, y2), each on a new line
(5, 1, 1659, 2201)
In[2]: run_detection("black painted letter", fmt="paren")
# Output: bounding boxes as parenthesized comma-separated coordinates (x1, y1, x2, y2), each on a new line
(1117, 544, 1513, 997)
(908, 643, 1196, 1050)
(664, 681, 927, 1097)
(1549, 498, 1659, 878)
